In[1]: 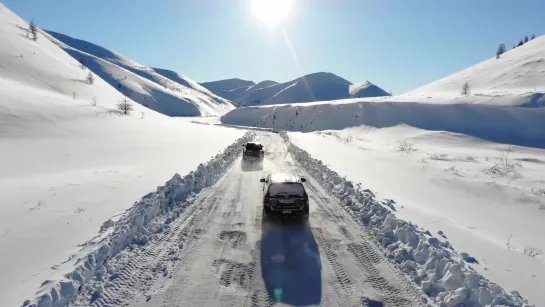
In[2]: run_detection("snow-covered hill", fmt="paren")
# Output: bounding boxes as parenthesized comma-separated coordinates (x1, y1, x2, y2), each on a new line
(0, 4, 244, 306)
(350, 80, 391, 98)
(44, 30, 235, 116)
(402, 36, 545, 106)
(201, 73, 390, 106)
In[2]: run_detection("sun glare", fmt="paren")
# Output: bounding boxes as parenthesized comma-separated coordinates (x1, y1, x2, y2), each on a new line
(250, 0, 294, 29)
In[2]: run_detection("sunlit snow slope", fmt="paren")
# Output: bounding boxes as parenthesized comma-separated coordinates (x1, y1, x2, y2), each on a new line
(44, 30, 235, 116)
(0, 4, 244, 306)
(403, 36, 545, 106)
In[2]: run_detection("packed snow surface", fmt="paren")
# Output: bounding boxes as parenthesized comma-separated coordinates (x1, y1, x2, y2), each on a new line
(44, 30, 235, 116)
(0, 4, 244, 306)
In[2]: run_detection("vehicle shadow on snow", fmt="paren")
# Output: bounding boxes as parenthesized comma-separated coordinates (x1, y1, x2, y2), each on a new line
(260, 219, 322, 306)
(240, 159, 264, 172)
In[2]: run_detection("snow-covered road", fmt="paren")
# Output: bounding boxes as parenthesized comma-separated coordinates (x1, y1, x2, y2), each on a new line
(73, 132, 423, 307)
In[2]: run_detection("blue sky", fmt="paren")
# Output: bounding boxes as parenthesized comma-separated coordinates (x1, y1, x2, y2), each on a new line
(3, 0, 545, 94)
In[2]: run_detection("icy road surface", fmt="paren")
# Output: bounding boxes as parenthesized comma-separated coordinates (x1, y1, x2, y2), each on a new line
(78, 133, 423, 307)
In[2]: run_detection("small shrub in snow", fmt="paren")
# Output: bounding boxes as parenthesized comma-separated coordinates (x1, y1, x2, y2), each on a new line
(429, 153, 448, 160)
(465, 155, 476, 162)
(397, 140, 416, 154)
(484, 146, 521, 177)
(523, 247, 543, 258)
(530, 188, 545, 197)
(507, 233, 514, 251)
(91, 97, 97, 106)
(461, 81, 471, 95)
(72, 92, 77, 100)
(531, 34, 536, 40)
(116, 95, 133, 115)
(86, 72, 95, 85)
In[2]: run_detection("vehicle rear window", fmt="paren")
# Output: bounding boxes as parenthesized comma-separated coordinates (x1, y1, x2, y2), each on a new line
(245, 143, 262, 151)
(268, 183, 305, 196)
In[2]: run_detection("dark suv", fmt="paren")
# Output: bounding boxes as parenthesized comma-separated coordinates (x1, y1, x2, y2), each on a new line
(242, 142, 264, 163)
(260, 172, 309, 220)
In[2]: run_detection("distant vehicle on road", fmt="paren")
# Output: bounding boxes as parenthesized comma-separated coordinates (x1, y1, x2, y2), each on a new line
(260, 172, 309, 220)
(242, 142, 264, 164)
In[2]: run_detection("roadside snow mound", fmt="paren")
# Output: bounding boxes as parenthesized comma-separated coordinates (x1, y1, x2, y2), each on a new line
(25, 132, 255, 307)
(44, 30, 235, 116)
(282, 132, 533, 307)
(221, 101, 545, 148)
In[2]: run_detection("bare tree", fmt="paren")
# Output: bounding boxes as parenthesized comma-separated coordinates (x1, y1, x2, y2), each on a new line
(496, 43, 506, 58)
(79, 59, 86, 70)
(116, 95, 133, 115)
(461, 81, 471, 95)
(86, 72, 95, 85)
(29, 19, 38, 41)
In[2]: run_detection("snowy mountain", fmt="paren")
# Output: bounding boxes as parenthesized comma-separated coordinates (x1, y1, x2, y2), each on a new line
(349, 80, 390, 98)
(0, 4, 245, 306)
(44, 30, 235, 116)
(201, 73, 390, 106)
(200, 78, 256, 94)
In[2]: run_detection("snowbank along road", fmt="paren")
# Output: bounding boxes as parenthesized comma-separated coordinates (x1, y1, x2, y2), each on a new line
(66, 132, 424, 307)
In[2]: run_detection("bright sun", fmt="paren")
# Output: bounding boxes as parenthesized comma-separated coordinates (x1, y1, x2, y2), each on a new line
(251, 0, 294, 29)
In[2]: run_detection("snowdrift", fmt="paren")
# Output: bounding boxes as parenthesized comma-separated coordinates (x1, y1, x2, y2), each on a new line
(44, 30, 234, 116)
(283, 132, 533, 307)
(201, 73, 390, 107)
(23, 132, 255, 307)
(221, 101, 545, 148)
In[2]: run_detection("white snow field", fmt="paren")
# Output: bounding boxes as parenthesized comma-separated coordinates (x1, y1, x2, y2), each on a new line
(201, 73, 391, 107)
(289, 127, 545, 306)
(43, 30, 235, 117)
(0, 4, 244, 306)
